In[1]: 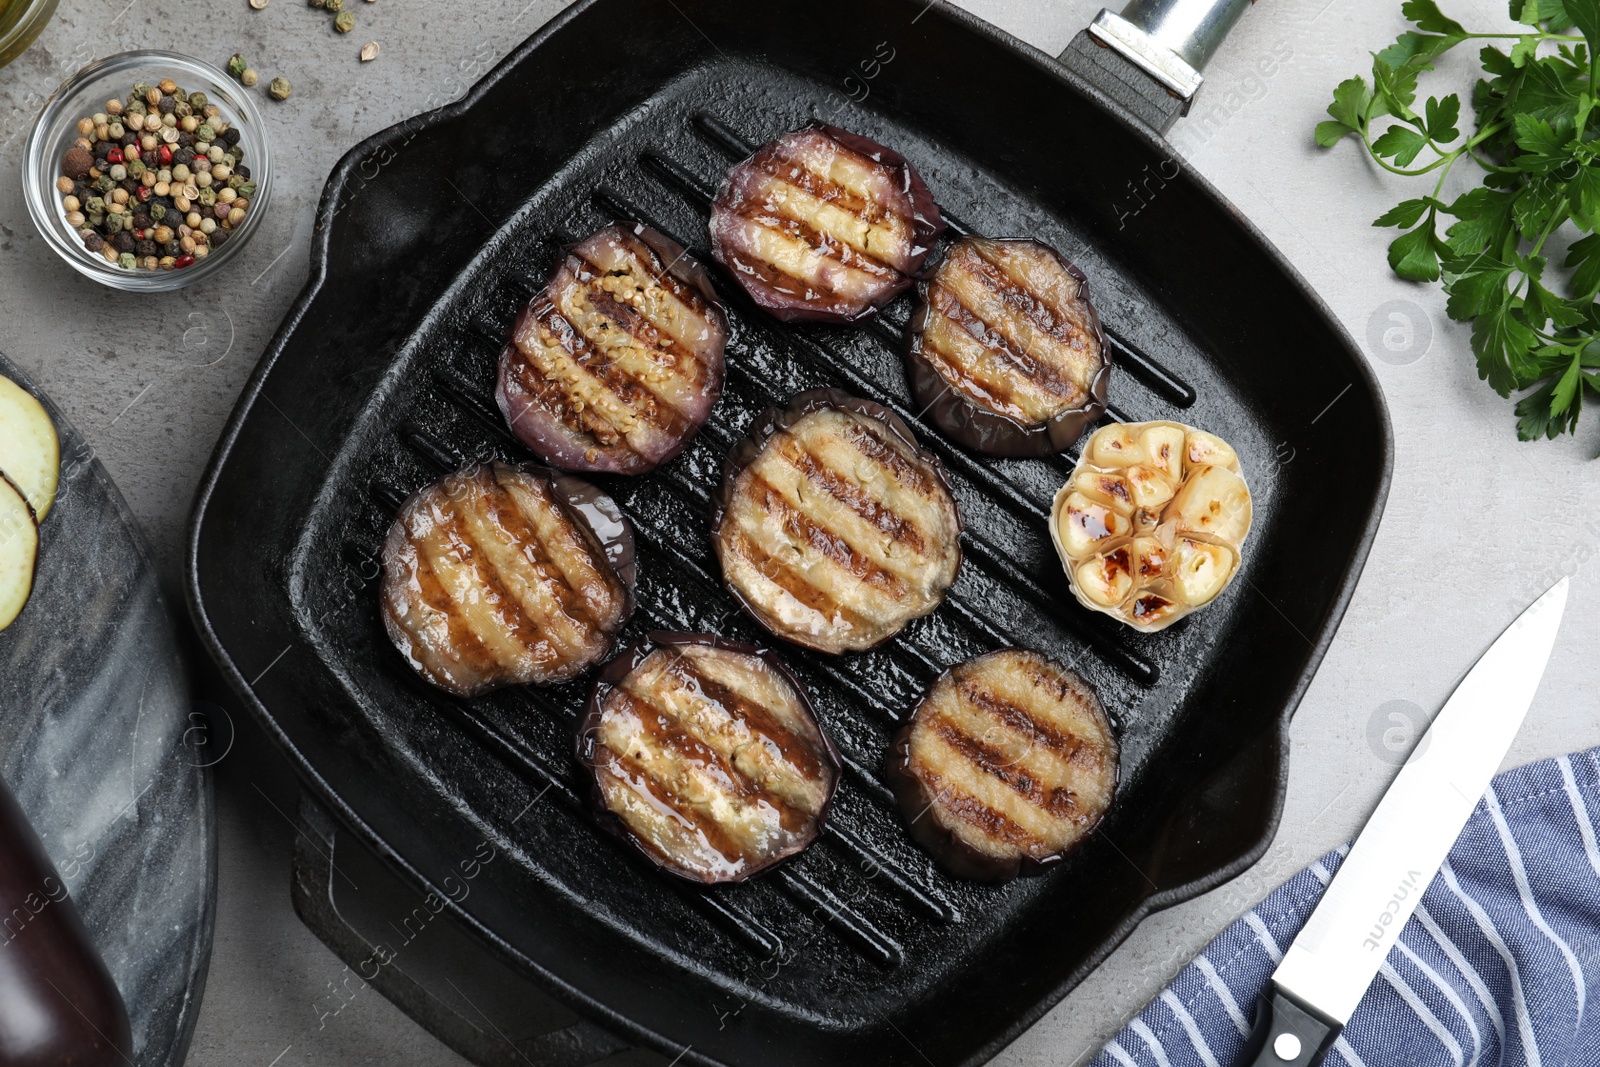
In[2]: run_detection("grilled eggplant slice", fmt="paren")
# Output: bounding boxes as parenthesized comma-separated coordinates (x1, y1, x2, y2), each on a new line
(709, 123, 945, 323)
(578, 632, 841, 884)
(906, 236, 1110, 457)
(712, 389, 962, 655)
(1051, 421, 1252, 632)
(497, 222, 728, 475)
(380, 461, 635, 696)
(887, 649, 1118, 883)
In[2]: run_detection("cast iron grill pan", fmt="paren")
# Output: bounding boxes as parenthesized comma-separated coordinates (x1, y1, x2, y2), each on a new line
(187, 3, 1391, 1065)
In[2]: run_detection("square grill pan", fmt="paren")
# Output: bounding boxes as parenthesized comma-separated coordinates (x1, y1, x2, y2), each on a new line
(186, 2, 1392, 1064)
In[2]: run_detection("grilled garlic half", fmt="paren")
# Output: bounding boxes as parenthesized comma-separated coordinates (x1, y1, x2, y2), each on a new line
(1050, 421, 1251, 632)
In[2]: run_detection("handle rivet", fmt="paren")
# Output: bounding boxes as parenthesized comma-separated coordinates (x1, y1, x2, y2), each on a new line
(1273, 1033, 1303, 1061)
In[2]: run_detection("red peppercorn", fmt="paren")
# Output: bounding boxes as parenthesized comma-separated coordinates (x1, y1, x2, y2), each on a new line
(133, 229, 144, 239)
(136, 185, 152, 202)
(106, 148, 124, 165)
(158, 145, 173, 165)
(174, 255, 194, 268)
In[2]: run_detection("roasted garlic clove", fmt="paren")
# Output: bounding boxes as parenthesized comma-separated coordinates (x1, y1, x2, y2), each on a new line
(1051, 421, 1252, 632)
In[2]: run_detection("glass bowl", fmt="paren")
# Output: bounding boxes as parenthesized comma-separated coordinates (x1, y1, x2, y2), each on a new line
(23, 50, 273, 292)
(0, 0, 59, 70)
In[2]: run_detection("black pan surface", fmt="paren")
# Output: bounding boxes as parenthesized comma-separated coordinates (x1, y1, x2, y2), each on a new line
(187, 2, 1391, 1064)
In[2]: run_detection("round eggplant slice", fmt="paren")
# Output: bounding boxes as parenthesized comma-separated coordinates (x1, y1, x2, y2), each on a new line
(497, 222, 728, 475)
(712, 389, 962, 655)
(578, 632, 841, 884)
(887, 649, 1118, 883)
(906, 236, 1110, 457)
(380, 461, 636, 697)
(709, 123, 945, 323)
(1050, 421, 1252, 632)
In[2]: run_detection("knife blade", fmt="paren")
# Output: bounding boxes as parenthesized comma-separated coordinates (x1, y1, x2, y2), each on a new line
(1240, 577, 1570, 1067)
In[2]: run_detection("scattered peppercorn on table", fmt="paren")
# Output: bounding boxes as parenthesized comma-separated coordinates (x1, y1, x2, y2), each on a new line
(0, 3, 1596, 1067)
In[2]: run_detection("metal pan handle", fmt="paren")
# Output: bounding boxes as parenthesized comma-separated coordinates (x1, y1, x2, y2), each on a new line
(1058, 0, 1254, 133)
(1091, 0, 1253, 100)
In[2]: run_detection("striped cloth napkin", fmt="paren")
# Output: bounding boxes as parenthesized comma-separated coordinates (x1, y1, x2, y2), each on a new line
(1093, 748, 1600, 1067)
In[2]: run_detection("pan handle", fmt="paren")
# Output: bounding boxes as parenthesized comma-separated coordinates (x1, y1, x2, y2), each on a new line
(1090, 0, 1253, 100)
(1058, 0, 1254, 132)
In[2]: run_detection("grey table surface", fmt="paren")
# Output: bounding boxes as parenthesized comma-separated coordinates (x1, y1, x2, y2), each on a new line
(2, 0, 1598, 1065)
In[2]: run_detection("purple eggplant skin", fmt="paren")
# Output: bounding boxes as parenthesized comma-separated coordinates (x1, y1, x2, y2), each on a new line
(709, 123, 946, 324)
(0, 777, 132, 1067)
(904, 237, 1111, 458)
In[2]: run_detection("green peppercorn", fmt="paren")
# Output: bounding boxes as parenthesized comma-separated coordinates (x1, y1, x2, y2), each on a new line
(198, 186, 217, 207)
(227, 53, 247, 79)
(127, 160, 146, 178)
(268, 77, 291, 101)
(118, 252, 136, 270)
(308, 0, 326, 7)
(126, 101, 146, 119)
(196, 123, 215, 142)
(95, 175, 115, 193)
(238, 180, 258, 199)
(325, 0, 343, 10)
(334, 9, 354, 31)
(131, 82, 152, 100)
(150, 203, 166, 221)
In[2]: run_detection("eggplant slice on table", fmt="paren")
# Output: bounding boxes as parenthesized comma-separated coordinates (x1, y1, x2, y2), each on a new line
(712, 389, 962, 655)
(497, 222, 729, 475)
(577, 633, 841, 884)
(906, 236, 1110, 457)
(1051, 421, 1252, 632)
(887, 649, 1119, 883)
(710, 123, 945, 323)
(380, 461, 636, 697)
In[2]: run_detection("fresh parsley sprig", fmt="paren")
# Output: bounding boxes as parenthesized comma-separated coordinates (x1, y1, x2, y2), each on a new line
(1318, 0, 1600, 441)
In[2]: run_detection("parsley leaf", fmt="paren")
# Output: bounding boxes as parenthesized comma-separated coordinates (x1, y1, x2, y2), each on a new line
(1320, 0, 1600, 443)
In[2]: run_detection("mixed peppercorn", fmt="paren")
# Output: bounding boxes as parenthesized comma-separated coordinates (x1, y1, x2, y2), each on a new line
(56, 78, 257, 272)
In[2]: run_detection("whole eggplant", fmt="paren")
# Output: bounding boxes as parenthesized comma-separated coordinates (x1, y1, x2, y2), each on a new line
(0, 776, 132, 1067)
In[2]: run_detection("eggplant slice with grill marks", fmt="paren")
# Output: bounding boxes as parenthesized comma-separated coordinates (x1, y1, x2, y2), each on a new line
(709, 123, 945, 323)
(497, 222, 728, 475)
(887, 649, 1119, 883)
(712, 389, 963, 655)
(380, 461, 636, 697)
(906, 236, 1110, 457)
(578, 632, 841, 884)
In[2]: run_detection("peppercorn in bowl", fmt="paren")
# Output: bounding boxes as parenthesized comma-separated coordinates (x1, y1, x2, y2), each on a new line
(24, 51, 272, 291)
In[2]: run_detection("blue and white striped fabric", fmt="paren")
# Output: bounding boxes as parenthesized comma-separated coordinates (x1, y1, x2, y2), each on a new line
(1093, 748, 1600, 1067)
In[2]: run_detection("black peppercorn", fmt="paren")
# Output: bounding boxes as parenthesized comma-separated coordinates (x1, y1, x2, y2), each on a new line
(120, 132, 138, 147)
(221, 128, 240, 147)
(164, 240, 181, 257)
(83, 232, 104, 252)
(157, 95, 176, 114)
(177, 132, 196, 149)
(120, 179, 139, 195)
(209, 228, 228, 247)
(174, 148, 195, 166)
(73, 182, 90, 201)
(135, 239, 157, 257)
(235, 165, 250, 181)
(132, 214, 153, 232)
(113, 232, 135, 253)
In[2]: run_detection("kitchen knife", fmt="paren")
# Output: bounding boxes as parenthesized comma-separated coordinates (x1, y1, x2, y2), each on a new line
(1239, 577, 1570, 1067)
